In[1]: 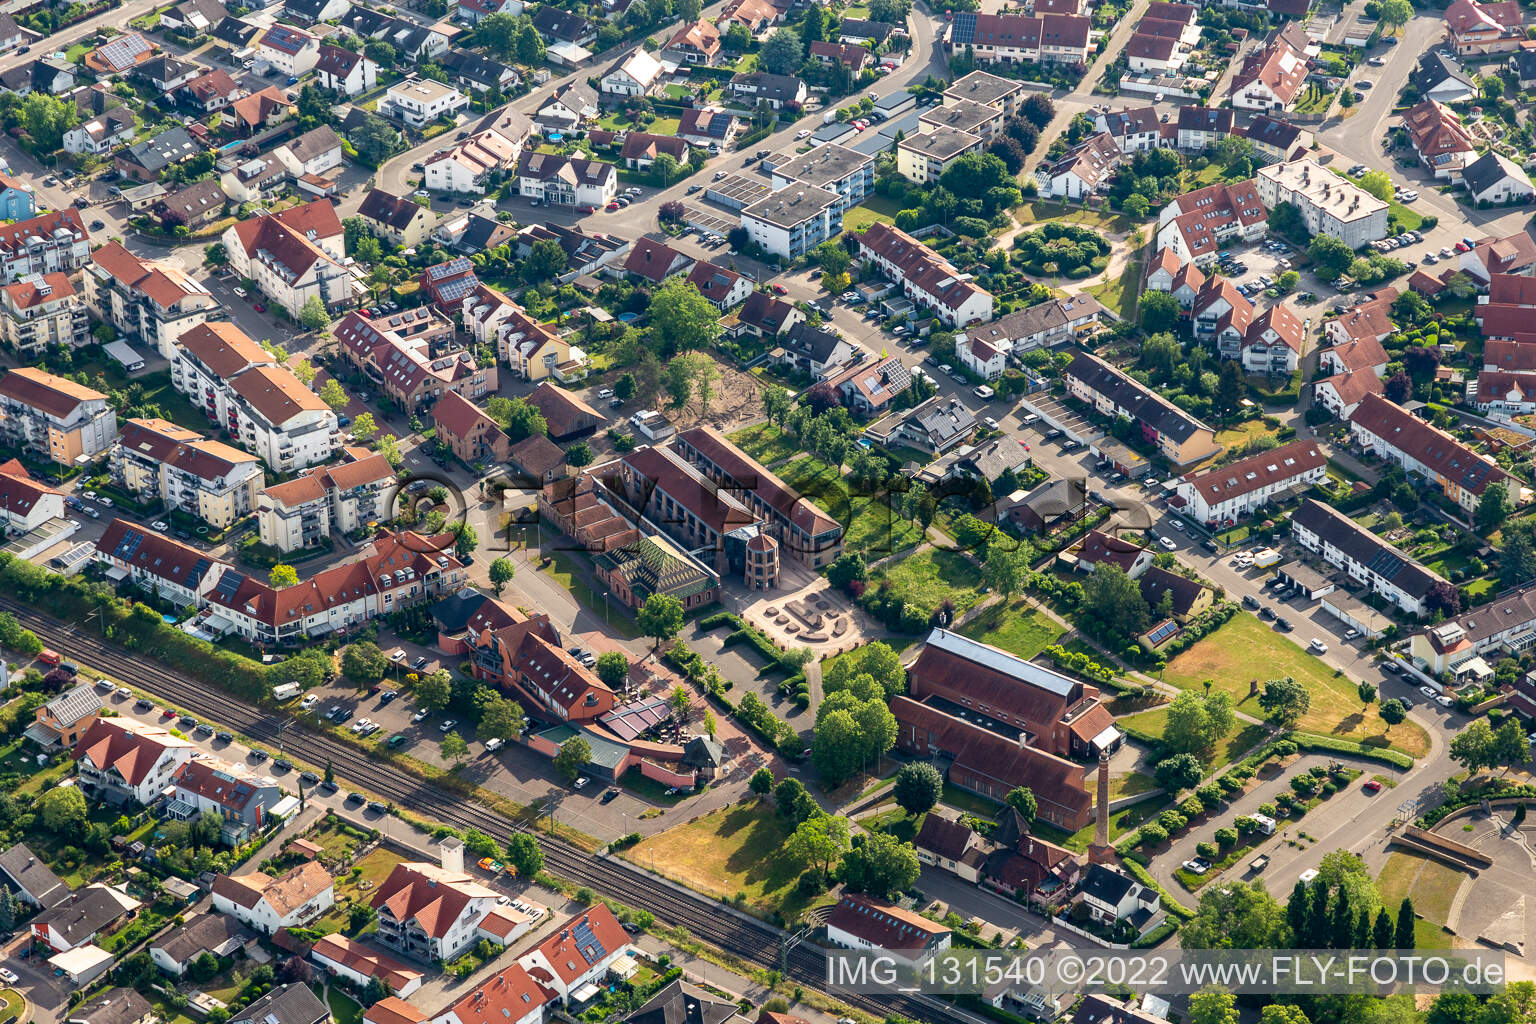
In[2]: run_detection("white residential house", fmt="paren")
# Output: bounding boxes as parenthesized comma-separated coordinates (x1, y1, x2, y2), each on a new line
(956, 334, 1006, 380)
(273, 125, 344, 179)
(600, 48, 663, 97)
(71, 717, 196, 805)
(62, 110, 135, 155)
(515, 905, 633, 1002)
(1292, 498, 1448, 616)
(314, 44, 377, 96)
(370, 843, 502, 962)
(221, 200, 357, 319)
(825, 893, 951, 969)
(1172, 439, 1327, 526)
(380, 78, 470, 128)
(856, 222, 994, 327)
(211, 862, 335, 935)
(257, 24, 320, 76)
(1077, 864, 1160, 927)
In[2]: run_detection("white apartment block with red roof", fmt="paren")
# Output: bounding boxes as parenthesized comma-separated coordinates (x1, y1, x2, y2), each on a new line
(0, 210, 91, 283)
(170, 322, 336, 472)
(0, 272, 88, 354)
(71, 717, 196, 805)
(370, 840, 504, 962)
(221, 199, 359, 319)
(1228, 27, 1308, 111)
(1444, 0, 1524, 55)
(856, 222, 993, 327)
(1349, 392, 1529, 512)
(1155, 179, 1268, 267)
(83, 241, 217, 360)
(1171, 438, 1326, 526)
(432, 962, 550, 1024)
(256, 450, 397, 552)
(516, 904, 632, 1002)
(826, 892, 952, 968)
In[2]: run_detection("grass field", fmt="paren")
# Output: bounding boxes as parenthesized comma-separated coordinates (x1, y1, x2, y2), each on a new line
(776, 453, 927, 558)
(1013, 201, 1134, 234)
(727, 423, 800, 468)
(544, 551, 639, 639)
(1119, 706, 1269, 773)
(842, 195, 904, 234)
(623, 801, 816, 920)
(1087, 251, 1145, 320)
(958, 599, 1066, 660)
(877, 547, 986, 616)
(1376, 851, 1465, 949)
(1161, 613, 1431, 757)
(1214, 419, 1275, 451)
(327, 988, 364, 1024)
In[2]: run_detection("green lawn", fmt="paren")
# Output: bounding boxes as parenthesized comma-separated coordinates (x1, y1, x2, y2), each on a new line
(623, 801, 820, 921)
(1327, 166, 1422, 230)
(78, 362, 210, 435)
(1013, 201, 1136, 234)
(727, 422, 801, 468)
(1087, 250, 1145, 320)
(1376, 851, 1463, 950)
(1118, 707, 1268, 773)
(841, 195, 904, 234)
(544, 551, 640, 639)
(1161, 613, 1430, 757)
(776, 453, 926, 558)
(327, 989, 364, 1024)
(958, 599, 1066, 660)
(876, 547, 986, 616)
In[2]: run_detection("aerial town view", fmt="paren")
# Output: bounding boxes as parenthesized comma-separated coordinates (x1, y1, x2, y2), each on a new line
(0, 0, 1535, 1019)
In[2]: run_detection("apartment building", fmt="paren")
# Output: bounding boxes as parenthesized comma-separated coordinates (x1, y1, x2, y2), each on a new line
(336, 306, 497, 412)
(1443, 0, 1523, 55)
(740, 186, 843, 260)
(1063, 350, 1220, 466)
(515, 151, 617, 209)
(1409, 584, 1536, 676)
(461, 285, 574, 381)
(371, 846, 504, 962)
(381, 78, 470, 128)
(1094, 106, 1162, 153)
(944, 70, 1024, 117)
(0, 209, 90, 283)
(94, 518, 228, 608)
(1256, 159, 1389, 248)
(314, 44, 378, 96)
(111, 418, 263, 528)
(169, 758, 284, 841)
(1349, 393, 1527, 512)
(71, 717, 195, 805)
(431, 390, 511, 466)
(771, 144, 876, 214)
(946, 11, 1092, 65)
(856, 222, 994, 327)
(0, 368, 117, 465)
(222, 200, 356, 319)
(203, 529, 466, 645)
(1172, 439, 1326, 526)
(83, 242, 216, 360)
(1155, 179, 1269, 266)
(0, 273, 87, 354)
(895, 126, 984, 184)
(358, 189, 436, 249)
(1228, 28, 1308, 110)
(256, 450, 397, 553)
(1292, 499, 1448, 617)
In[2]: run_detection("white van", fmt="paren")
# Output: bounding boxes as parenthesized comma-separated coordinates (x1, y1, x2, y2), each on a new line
(1021, 414, 1040, 426)
(485, 737, 504, 752)
(272, 682, 301, 701)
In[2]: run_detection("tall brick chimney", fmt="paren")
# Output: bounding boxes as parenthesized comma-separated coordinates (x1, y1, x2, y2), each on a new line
(1088, 749, 1116, 865)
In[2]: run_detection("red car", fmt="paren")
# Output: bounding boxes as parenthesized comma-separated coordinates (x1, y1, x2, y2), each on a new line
(161, 708, 175, 719)
(1363, 780, 1382, 793)
(253, 303, 267, 313)
(771, 284, 788, 295)
(606, 202, 620, 211)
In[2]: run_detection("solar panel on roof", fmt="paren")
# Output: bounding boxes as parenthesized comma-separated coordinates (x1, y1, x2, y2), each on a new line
(1146, 621, 1178, 645)
(951, 10, 977, 44)
(434, 275, 478, 303)
(571, 920, 606, 964)
(96, 34, 151, 69)
(215, 570, 246, 600)
(427, 257, 473, 281)
(115, 531, 144, 561)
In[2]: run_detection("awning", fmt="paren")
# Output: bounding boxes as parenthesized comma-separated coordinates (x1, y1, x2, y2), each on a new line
(21, 723, 61, 746)
(104, 566, 128, 581)
(1090, 725, 1123, 752)
(268, 795, 301, 820)
(570, 983, 602, 1005)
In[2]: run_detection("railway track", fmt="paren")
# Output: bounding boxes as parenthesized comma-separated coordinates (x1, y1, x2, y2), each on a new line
(3, 596, 981, 1024)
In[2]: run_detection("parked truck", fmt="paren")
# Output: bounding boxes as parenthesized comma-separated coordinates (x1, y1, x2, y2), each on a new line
(272, 682, 302, 701)
(1252, 548, 1282, 569)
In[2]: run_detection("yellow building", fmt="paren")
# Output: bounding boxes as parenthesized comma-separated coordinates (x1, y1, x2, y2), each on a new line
(111, 417, 264, 527)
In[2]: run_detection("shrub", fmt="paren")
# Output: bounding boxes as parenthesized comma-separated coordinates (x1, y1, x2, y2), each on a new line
(1179, 795, 1205, 818)
(1158, 810, 1186, 833)
(1214, 827, 1238, 848)
(1195, 782, 1222, 807)
(1136, 822, 1168, 846)
(1195, 841, 1219, 859)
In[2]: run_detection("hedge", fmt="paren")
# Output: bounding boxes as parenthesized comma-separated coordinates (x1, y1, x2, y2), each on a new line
(1290, 731, 1415, 769)
(1124, 858, 1194, 920)
(1131, 919, 1179, 948)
